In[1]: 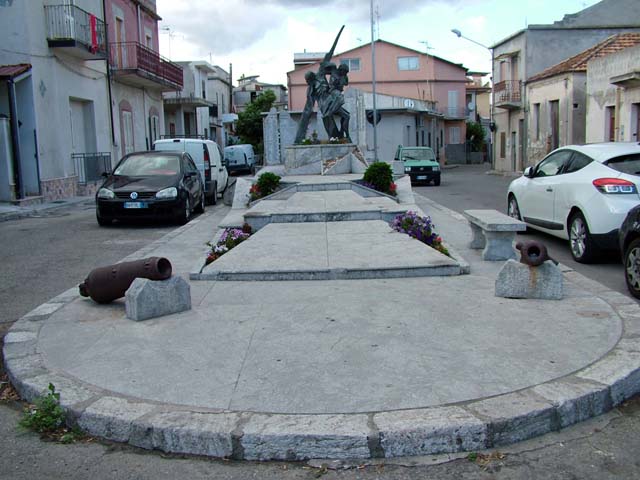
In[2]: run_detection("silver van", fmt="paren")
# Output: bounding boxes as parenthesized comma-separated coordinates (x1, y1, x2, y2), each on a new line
(224, 144, 256, 175)
(154, 138, 228, 204)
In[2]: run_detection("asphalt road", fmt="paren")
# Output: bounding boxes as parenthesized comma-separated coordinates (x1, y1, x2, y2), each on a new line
(1, 183, 640, 479)
(413, 164, 630, 298)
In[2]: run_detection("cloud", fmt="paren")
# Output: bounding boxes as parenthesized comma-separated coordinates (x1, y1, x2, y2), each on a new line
(157, 0, 286, 55)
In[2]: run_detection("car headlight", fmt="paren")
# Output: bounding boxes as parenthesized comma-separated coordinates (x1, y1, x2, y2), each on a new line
(97, 188, 114, 199)
(404, 166, 411, 173)
(156, 187, 178, 199)
(433, 165, 440, 172)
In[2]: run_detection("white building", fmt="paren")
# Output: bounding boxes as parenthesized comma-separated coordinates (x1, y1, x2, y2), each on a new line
(0, 0, 111, 202)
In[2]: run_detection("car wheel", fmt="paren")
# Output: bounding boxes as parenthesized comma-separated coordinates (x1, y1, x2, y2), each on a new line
(507, 195, 522, 220)
(178, 197, 191, 225)
(96, 212, 111, 226)
(211, 181, 218, 205)
(195, 190, 205, 214)
(569, 211, 596, 263)
(624, 238, 640, 299)
(434, 176, 441, 186)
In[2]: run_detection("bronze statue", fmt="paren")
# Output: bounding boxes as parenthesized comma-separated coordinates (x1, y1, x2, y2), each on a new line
(294, 26, 351, 143)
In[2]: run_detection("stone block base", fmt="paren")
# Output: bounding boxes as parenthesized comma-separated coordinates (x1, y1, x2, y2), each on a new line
(125, 276, 191, 321)
(495, 260, 563, 300)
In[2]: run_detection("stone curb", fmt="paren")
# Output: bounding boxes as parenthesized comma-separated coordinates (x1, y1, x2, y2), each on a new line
(4, 207, 640, 460)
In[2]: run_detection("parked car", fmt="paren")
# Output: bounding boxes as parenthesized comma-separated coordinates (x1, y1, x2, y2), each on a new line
(153, 138, 227, 205)
(395, 145, 441, 185)
(619, 205, 640, 298)
(96, 151, 205, 226)
(507, 142, 640, 263)
(224, 144, 256, 175)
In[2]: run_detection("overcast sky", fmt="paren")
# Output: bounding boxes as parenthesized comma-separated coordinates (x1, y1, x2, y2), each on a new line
(156, 0, 600, 85)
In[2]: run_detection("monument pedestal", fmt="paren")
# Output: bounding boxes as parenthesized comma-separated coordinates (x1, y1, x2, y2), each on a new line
(284, 144, 368, 175)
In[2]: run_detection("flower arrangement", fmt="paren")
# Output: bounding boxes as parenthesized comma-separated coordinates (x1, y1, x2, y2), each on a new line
(390, 211, 449, 256)
(361, 162, 397, 196)
(249, 172, 281, 202)
(206, 224, 252, 265)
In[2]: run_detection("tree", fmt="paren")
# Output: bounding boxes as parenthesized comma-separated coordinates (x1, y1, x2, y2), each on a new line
(466, 121, 486, 152)
(235, 90, 276, 154)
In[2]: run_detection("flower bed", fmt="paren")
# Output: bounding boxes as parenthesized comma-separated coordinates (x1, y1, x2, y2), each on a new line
(249, 172, 281, 202)
(390, 211, 449, 256)
(206, 224, 252, 265)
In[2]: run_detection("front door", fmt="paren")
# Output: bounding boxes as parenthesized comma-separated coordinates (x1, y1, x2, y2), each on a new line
(520, 149, 573, 229)
(550, 100, 559, 149)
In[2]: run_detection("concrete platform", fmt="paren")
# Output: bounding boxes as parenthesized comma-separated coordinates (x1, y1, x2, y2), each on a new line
(194, 220, 466, 281)
(5, 183, 640, 461)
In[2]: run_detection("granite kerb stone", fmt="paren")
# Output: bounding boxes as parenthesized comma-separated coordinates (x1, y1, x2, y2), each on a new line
(463, 390, 557, 447)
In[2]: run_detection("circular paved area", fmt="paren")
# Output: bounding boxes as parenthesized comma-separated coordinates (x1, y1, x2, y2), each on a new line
(37, 277, 619, 414)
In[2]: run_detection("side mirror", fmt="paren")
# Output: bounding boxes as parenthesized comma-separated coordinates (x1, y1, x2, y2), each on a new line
(523, 166, 533, 178)
(101, 172, 109, 178)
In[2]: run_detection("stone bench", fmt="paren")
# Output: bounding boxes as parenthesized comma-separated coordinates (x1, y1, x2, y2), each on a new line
(463, 209, 526, 261)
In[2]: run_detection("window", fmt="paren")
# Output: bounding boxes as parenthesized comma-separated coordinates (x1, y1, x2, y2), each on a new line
(398, 56, 419, 71)
(340, 58, 360, 71)
(202, 80, 206, 99)
(533, 103, 540, 141)
(448, 126, 461, 144)
(534, 150, 573, 177)
(564, 152, 592, 174)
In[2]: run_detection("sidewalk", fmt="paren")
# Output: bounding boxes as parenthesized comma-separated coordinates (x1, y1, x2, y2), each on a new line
(4, 177, 640, 461)
(0, 196, 93, 222)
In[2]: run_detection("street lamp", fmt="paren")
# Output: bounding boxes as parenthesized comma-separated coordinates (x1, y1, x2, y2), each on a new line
(450, 29, 490, 50)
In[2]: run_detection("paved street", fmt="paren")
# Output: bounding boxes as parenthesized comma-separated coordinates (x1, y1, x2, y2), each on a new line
(414, 164, 629, 297)
(1, 188, 640, 479)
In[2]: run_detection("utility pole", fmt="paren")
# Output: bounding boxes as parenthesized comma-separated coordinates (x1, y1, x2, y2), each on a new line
(370, 0, 378, 162)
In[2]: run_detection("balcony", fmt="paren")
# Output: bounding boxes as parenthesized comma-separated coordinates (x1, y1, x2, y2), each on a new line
(109, 42, 183, 91)
(441, 106, 468, 120)
(164, 92, 213, 109)
(45, 5, 107, 60)
(494, 80, 522, 110)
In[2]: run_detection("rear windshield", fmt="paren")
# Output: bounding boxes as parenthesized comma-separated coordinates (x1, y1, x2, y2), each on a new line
(400, 149, 436, 161)
(605, 154, 640, 175)
(114, 154, 180, 176)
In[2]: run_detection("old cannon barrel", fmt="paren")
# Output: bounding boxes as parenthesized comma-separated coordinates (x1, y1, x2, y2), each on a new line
(516, 240, 556, 267)
(78, 257, 172, 304)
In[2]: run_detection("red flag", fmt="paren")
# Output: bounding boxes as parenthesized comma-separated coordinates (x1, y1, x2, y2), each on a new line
(89, 14, 98, 53)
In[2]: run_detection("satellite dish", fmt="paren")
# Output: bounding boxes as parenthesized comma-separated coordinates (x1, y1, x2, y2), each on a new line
(467, 102, 476, 110)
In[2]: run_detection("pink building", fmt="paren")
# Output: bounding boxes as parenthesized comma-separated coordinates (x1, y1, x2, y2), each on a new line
(288, 40, 468, 147)
(105, 0, 182, 158)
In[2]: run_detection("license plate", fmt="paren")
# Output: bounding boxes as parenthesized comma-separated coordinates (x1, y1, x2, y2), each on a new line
(417, 175, 427, 180)
(124, 202, 147, 209)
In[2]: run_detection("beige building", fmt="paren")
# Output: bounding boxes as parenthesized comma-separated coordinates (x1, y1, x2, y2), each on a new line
(587, 43, 640, 143)
(524, 33, 640, 166)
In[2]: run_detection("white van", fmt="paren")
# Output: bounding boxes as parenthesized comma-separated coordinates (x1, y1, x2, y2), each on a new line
(154, 138, 228, 204)
(224, 144, 256, 175)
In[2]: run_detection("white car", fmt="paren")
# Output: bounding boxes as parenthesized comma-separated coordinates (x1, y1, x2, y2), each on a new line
(507, 143, 640, 263)
(154, 138, 228, 205)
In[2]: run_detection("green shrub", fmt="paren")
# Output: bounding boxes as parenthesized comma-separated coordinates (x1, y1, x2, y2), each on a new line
(363, 162, 393, 194)
(256, 172, 281, 197)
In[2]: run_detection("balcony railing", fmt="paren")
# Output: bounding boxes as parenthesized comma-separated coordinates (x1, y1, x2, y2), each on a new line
(441, 106, 468, 119)
(109, 42, 183, 90)
(494, 80, 522, 106)
(73, 152, 111, 184)
(44, 4, 107, 58)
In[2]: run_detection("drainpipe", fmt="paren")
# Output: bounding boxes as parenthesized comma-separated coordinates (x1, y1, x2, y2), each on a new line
(137, 4, 142, 43)
(102, 0, 115, 145)
(7, 78, 23, 199)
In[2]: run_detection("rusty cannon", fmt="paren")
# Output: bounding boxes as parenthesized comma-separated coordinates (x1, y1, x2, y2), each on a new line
(79, 257, 172, 304)
(515, 240, 558, 267)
